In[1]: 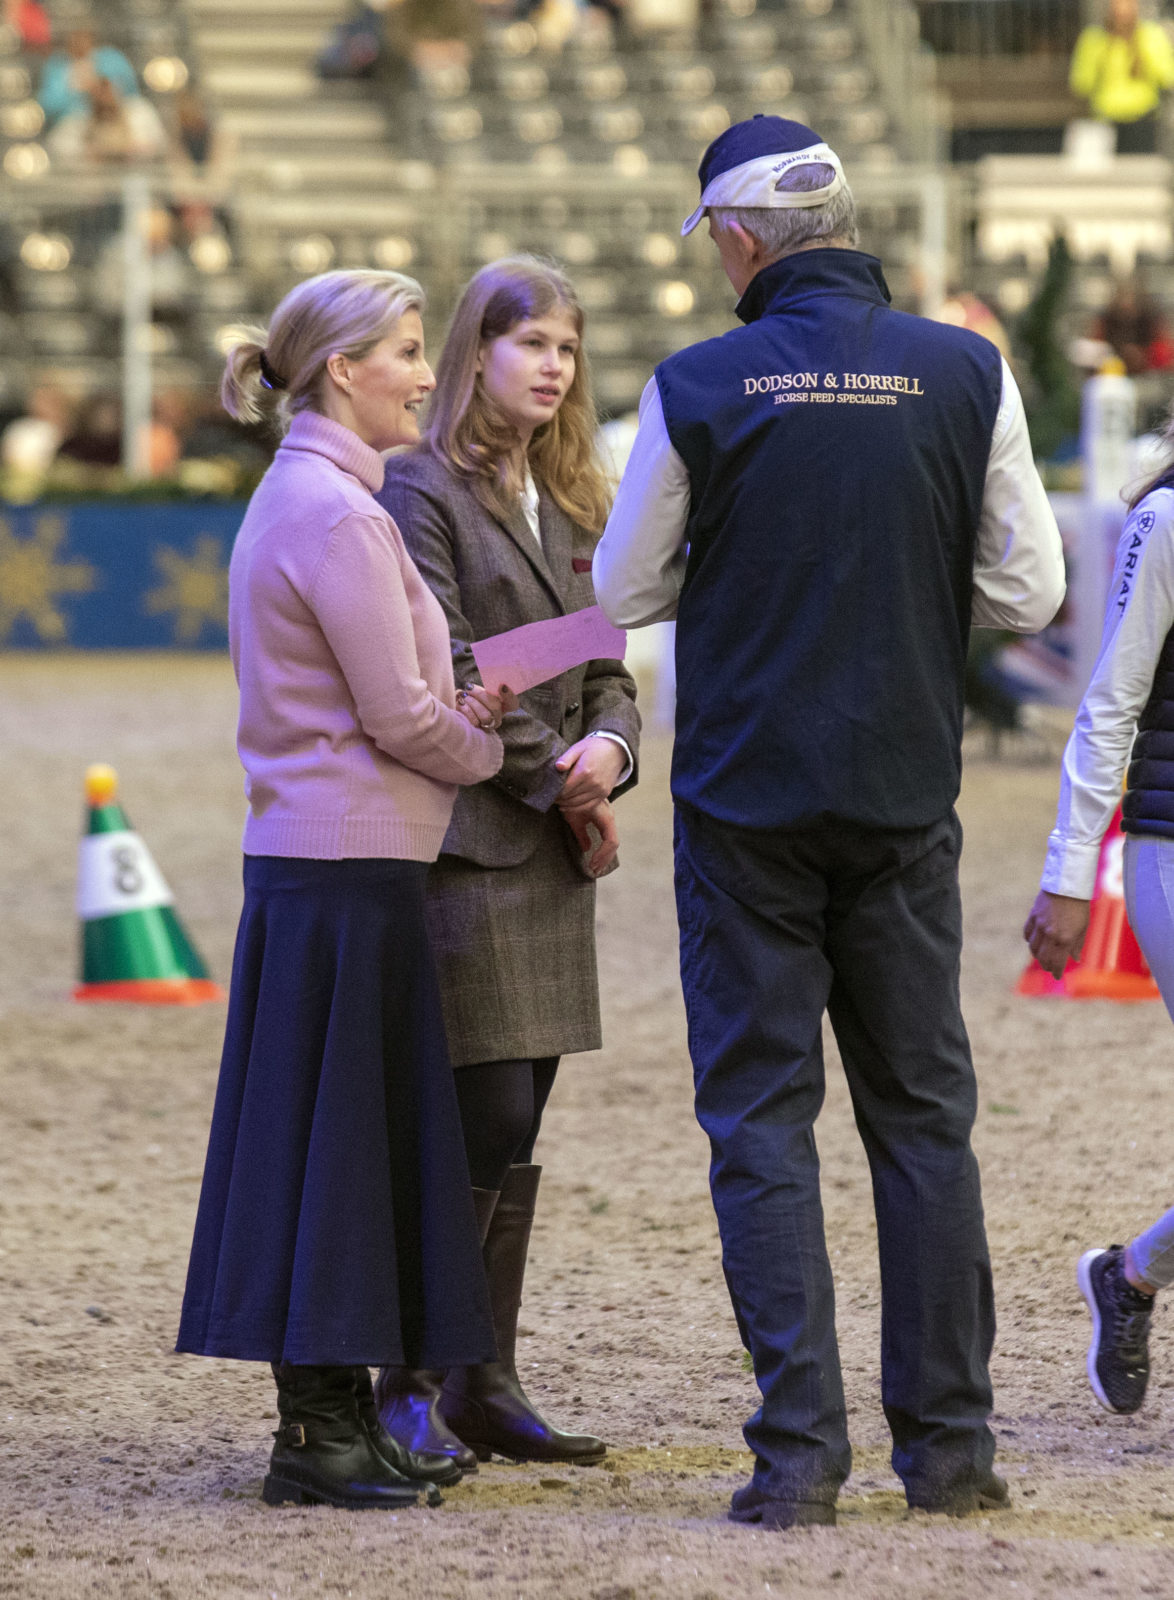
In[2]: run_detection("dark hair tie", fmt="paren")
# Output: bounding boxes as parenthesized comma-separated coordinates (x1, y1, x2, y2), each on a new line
(258, 350, 287, 391)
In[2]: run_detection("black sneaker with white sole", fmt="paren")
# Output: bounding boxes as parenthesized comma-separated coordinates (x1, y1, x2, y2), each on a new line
(1077, 1245, 1155, 1414)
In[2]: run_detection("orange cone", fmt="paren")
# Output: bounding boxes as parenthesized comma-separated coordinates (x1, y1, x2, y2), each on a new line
(1017, 804, 1160, 1001)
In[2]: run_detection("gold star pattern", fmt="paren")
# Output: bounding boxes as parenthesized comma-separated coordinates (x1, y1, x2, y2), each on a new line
(143, 534, 229, 644)
(0, 513, 96, 643)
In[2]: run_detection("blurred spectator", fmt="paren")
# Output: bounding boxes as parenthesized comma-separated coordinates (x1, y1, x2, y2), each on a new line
(1070, 0, 1174, 154)
(395, 0, 483, 70)
(506, 0, 633, 49)
(582, 0, 630, 41)
(529, 0, 580, 52)
(169, 86, 236, 245)
(318, 1, 391, 79)
(1093, 279, 1174, 374)
(624, 0, 697, 32)
(180, 394, 272, 471)
(171, 85, 234, 179)
(46, 75, 168, 166)
(58, 394, 122, 467)
(932, 290, 1013, 362)
(93, 208, 196, 340)
(5, 0, 50, 53)
(38, 27, 137, 125)
(146, 391, 187, 478)
(0, 382, 72, 475)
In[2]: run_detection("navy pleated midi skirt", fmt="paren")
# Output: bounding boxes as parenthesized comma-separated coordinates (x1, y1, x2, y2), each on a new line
(176, 855, 497, 1367)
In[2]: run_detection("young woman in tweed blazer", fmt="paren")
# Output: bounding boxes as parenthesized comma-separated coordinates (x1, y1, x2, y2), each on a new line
(375, 256, 640, 1469)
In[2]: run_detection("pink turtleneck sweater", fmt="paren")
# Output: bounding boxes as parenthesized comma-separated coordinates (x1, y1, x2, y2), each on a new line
(229, 410, 503, 861)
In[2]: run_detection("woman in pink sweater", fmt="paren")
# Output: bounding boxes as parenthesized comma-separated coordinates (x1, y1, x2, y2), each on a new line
(176, 269, 512, 1512)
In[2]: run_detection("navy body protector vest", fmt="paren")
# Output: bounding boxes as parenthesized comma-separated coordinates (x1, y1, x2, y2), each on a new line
(655, 248, 1003, 831)
(1125, 561, 1174, 840)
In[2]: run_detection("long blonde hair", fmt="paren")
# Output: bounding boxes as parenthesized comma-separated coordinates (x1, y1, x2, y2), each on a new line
(220, 268, 425, 430)
(425, 255, 611, 534)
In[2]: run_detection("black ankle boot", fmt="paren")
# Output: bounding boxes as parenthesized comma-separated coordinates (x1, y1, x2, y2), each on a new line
(440, 1166, 607, 1464)
(353, 1366, 462, 1486)
(264, 1363, 434, 1509)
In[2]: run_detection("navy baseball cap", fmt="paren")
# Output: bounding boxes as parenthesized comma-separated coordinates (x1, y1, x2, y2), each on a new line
(681, 114, 846, 237)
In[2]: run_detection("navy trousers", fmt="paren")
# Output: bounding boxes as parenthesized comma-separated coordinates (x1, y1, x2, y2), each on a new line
(674, 803, 996, 1507)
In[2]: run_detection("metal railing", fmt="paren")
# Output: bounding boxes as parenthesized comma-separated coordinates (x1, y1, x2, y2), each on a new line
(851, 0, 945, 164)
(913, 0, 1085, 57)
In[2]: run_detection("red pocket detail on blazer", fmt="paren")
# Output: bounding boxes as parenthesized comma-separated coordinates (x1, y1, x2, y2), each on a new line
(572, 558, 592, 573)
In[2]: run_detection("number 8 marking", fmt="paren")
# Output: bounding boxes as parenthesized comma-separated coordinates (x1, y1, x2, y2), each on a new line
(112, 843, 144, 896)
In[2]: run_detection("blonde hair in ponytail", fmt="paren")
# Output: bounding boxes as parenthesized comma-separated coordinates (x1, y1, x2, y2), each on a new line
(220, 268, 426, 431)
(219, 326, 274, 426)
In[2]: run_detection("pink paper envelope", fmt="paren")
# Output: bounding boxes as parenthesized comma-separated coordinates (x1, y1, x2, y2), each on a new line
(471, 604, 627, 695)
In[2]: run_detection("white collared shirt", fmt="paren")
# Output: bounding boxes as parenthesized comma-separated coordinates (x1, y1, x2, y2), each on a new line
(520, 465, 541, 544)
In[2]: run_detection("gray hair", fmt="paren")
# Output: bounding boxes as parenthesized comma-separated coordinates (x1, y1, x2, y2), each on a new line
(220, 268, 426, 429)
(709, 162, 859, 259)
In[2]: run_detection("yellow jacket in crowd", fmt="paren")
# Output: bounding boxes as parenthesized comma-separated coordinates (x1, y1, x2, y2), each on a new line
(1070, 20, 1174, 123)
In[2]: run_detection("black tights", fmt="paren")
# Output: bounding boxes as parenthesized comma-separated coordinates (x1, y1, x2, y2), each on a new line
(453, 1056, 559, 1192)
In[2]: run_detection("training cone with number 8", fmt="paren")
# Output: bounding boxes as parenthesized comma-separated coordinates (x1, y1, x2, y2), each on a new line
(74, 764, 223, 1004)
(1017, 803, 1160, 1001)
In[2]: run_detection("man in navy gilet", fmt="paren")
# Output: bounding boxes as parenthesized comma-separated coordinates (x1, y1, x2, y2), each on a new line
(594, 117, 1065, 1527)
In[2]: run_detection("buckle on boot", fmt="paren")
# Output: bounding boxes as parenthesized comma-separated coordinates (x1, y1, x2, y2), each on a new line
(282, 1423, 306, 1447)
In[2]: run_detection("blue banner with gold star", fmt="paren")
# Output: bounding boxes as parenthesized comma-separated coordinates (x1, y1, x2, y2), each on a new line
(0, 503, 245, 648)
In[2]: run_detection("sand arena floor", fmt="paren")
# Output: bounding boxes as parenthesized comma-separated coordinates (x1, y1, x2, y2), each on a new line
(3, 654, 1174, 1599)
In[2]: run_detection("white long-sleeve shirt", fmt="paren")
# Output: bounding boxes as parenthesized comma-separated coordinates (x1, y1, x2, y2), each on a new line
(593, 359, 1066, 634)
(1042, 487, 1174, 898)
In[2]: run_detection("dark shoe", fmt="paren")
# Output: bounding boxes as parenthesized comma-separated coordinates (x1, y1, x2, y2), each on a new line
(1078, 1245, 1155, 1414)
(373, 1366, 479, 1475)
(354, 1366, 462, 1486)
(729, 1482, 837, 1528)
(907, 1470, 1009, 1517)
(440, 1165, 607, 1465)
(370, 1186, 501, 1477)
(263, 1364, 430, 1510)
(441, 1361, 608, 1465)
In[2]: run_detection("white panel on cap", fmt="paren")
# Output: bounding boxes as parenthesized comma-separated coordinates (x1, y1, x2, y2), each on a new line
(680, 142, 845, 235)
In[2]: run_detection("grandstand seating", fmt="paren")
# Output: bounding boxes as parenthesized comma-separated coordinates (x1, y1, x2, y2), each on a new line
(0, 0, 935, 420)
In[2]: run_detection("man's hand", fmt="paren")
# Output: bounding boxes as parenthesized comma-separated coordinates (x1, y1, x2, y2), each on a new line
(562, 798, 619, 877)
(555, 735, 626, 815)
(1023, 889, 1092, 978)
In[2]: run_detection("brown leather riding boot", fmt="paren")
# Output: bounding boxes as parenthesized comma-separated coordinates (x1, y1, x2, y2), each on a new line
(373, 1186, 499, 1476)
(439, 1164, 607, 1464)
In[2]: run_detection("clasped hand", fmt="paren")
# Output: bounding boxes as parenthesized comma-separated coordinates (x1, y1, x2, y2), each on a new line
(554, 735, 625, 813)
(1023, 889, 1092, 979)
(554, 737, 625, 877)
(456, 682, 518, 732)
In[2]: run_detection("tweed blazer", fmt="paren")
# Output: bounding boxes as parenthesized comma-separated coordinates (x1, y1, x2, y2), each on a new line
(377, 449, 640, 869)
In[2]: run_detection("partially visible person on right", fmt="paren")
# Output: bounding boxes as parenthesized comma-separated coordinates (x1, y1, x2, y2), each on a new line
(1024, 414, 1174, 1417)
